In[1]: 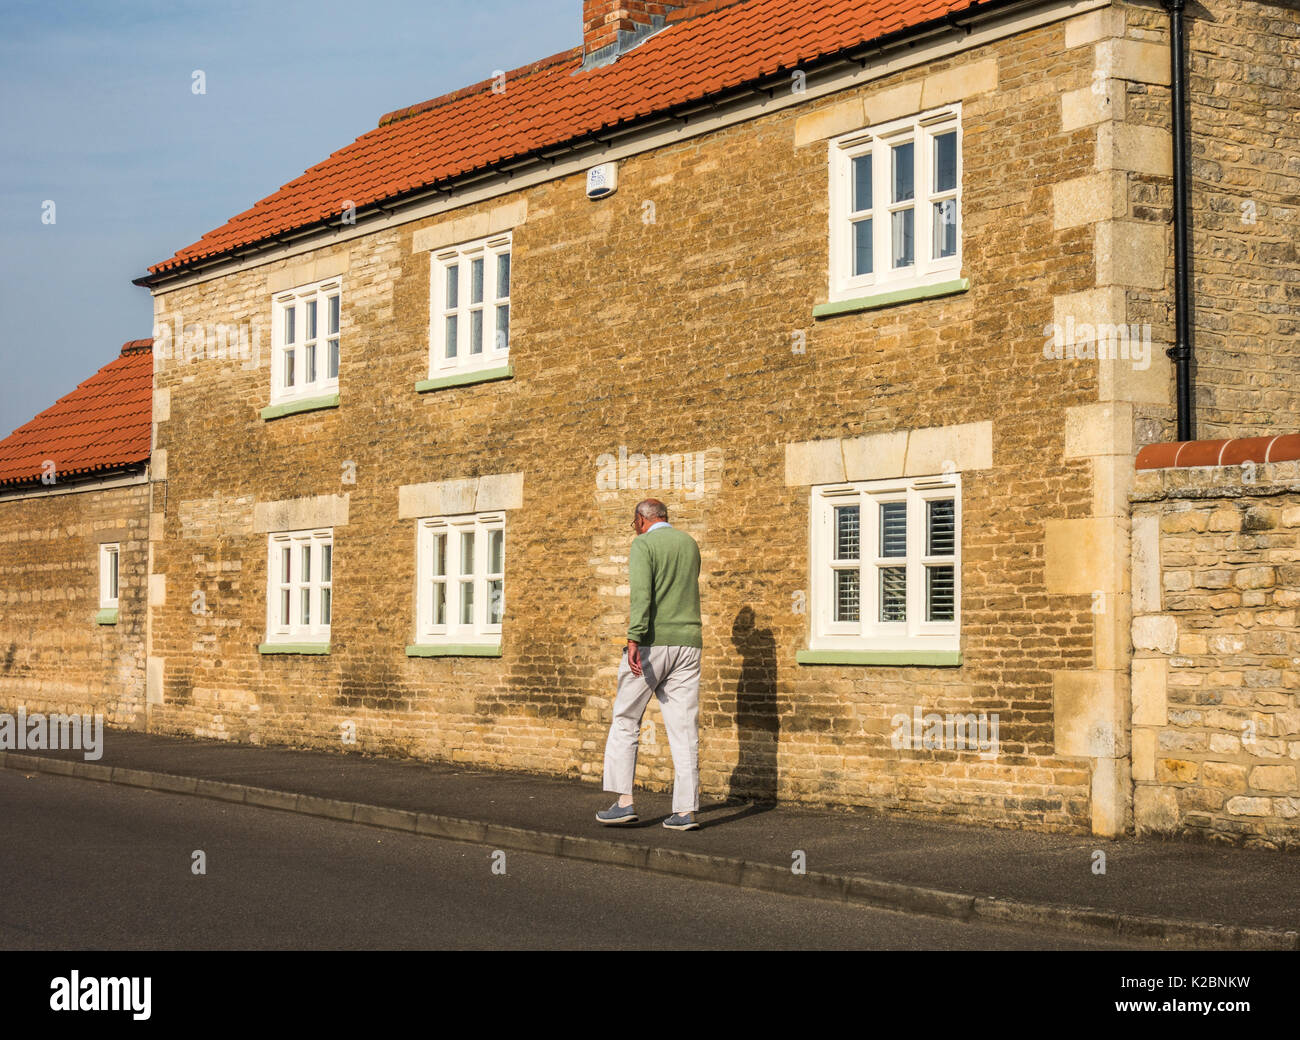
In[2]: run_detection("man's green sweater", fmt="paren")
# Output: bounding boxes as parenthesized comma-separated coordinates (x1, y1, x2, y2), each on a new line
(628, 524, 702, 648)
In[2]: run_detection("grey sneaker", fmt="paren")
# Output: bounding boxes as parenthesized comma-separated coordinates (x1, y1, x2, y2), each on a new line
(663, 812, 700, 831)
(596, 801, 638, 825)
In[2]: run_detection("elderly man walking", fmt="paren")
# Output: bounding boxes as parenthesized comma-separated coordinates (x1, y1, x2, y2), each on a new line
(597, 498, 703, 830)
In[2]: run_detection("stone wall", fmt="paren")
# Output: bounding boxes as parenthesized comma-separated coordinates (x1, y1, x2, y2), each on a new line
(1131, 460, 1300, 849)
(0, 479, 151, 727)
(1125, 0, 1300, 439)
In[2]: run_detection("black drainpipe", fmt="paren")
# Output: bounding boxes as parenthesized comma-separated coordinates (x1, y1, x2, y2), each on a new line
(1164, 0, 1194, 441)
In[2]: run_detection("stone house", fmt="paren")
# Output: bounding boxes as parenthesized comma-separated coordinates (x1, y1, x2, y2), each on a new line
(71, 0, 1296, 840)
(0, 339, 154, 727)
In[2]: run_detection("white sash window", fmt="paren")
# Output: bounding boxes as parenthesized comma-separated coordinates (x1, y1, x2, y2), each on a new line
(829, 106, 961, 301)
(416, 513, 504, 644)
(810, 475, 960, 652)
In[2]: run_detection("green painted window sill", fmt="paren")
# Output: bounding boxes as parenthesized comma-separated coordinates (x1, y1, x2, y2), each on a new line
(260, 393, 340, 421)
(813, 278, 969, 319)
(415, 365, 513, 393)
(259, 642, 331, 655)
(796, 649, 962, 667)
(95, 608, 119, 625)
(406, 643, 502, 658)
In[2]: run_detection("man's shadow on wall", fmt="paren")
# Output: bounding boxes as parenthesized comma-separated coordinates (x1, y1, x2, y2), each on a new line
(707, 606, 779, 826)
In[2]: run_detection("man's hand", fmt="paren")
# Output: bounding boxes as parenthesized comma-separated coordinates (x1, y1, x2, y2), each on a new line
(627, 640, 643, 677)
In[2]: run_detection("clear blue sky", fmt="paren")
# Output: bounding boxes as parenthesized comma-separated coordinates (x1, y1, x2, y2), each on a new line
(0, 0, 576, 437)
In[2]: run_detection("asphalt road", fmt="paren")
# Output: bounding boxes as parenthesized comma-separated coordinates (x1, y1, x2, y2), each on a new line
(0, 769, 1154, 950)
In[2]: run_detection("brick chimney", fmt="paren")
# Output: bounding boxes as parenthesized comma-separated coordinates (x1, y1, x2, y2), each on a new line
(581, 2, 695, 69)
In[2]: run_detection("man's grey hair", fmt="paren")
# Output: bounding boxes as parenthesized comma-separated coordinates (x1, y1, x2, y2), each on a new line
(636, 499, 669, 520)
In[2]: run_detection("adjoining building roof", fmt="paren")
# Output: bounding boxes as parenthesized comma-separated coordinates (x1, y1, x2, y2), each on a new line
(144, 0, 996, 279)
(0, 340, 153, 488)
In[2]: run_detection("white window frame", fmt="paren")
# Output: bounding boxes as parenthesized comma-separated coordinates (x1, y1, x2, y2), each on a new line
(428, 234, 511, 378)
(809, 474, 960, 652)
(415, 512, 504, 645)
(99, 542, 120, 609)
(265, 529, 333, 644)
(828, 104, 962, 302)
(270, 277, 342, 405)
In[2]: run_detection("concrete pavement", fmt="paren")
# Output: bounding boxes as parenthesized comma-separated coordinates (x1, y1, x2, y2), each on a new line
(3, 729, 1296, 949)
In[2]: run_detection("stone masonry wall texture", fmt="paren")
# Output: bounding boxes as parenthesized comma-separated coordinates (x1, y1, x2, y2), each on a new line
(0, 483, 150, 727)
(148, 15, 1112, 834)
(1131, 461, 1300, 850)
(1125, 0, 1300, 441)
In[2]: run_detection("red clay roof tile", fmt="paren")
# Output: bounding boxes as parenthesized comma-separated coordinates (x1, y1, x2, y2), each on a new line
(1136, 435, 1300, 471)
(0, 340, 153, 487)
(1266, 434, 1300, 463)
(1174, 439, 1230, 468)
(148, 0, 993, 276)
(1218, 436, 1275, 467)
(1134, 443, 1181, 471)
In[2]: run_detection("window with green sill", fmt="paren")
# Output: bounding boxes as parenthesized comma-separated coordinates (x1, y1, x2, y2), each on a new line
(99, 541, 119, 613)
(270, 277, 341, 410)
(263, 528, 333, 649)
(427, 234, 511, 383)
(804, 474, 961, 661)
(413, 512, 504, 651)
(827, 105, 962, 307)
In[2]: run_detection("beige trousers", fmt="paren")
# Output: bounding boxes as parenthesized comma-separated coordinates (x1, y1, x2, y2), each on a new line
(602, 644, 702, 814)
